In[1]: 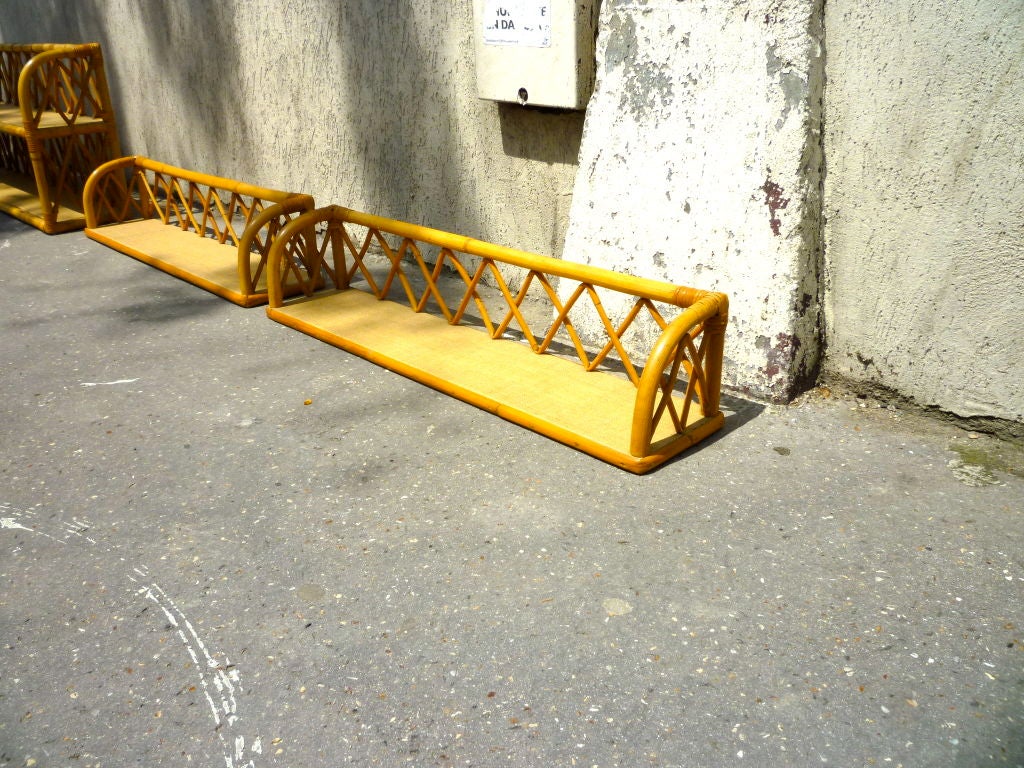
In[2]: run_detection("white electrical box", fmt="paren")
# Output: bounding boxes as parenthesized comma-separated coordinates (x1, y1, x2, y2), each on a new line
(472, 0, 597, 110)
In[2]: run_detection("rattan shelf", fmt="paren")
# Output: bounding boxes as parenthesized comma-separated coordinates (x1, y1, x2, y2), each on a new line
(0, 43, 121, 233)
(266, 205, 729, 472)
(83, 156, 315, 307)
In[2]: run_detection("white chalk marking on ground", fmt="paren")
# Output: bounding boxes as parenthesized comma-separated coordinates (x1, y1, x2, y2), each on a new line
(1, 502, 260, 768)
(80, 378, 140, 387)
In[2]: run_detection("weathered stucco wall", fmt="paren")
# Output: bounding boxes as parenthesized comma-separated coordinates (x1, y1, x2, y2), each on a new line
(562, 0, 825, 401)
(0, 0, 583, 258)
(4, 1, 1022, 423)
(823, 1, 1024, 423)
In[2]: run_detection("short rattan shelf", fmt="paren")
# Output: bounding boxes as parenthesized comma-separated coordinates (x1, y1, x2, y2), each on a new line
(83, 156, 315, 307)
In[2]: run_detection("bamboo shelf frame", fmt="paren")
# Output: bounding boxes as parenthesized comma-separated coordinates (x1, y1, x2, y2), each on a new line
(83, 156, 315, 307)
(266, 205, 729, 473)
(0, 43, 121, 233)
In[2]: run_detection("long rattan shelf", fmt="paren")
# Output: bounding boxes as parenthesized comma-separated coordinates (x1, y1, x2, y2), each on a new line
(265, 205, 729, 473)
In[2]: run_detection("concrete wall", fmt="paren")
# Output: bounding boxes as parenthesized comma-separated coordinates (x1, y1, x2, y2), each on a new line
(823, 1, 1024, 423)
(0, 0, 583, 259)
(562, 0, 825, 401)
(3, 1, 1023, 424)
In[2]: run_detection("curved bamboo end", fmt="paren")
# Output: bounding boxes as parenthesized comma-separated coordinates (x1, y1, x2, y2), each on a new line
(82, 155, 138, 228)
(16, 44, 103, 125)
(266, 206, 340, 308)
(629, 291, 729, 459)
(236, 194, 316, 297)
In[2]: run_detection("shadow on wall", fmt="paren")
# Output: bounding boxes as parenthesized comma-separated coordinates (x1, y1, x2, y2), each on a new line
(0, 0, 587, 252)
(498, 103, 585, 165)
(328, 0, 438, 224)
(127, 3, 252, 173)
(0, 0, 252, 174)
(326, 0, 586, 241)
(0, 1, 90, 43)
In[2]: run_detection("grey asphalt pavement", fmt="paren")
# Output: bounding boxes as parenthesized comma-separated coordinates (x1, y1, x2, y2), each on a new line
(1, 214, 1022, 767)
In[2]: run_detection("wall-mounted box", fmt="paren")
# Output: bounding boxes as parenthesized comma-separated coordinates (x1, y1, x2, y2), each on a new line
(472, 0, 597, 110)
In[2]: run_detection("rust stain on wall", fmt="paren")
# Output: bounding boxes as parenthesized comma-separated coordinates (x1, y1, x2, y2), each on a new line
(758, 331, 802, 383)
(761, 174, 790, 236)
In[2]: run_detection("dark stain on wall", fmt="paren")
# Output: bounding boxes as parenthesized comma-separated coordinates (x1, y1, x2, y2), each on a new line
(765, 332, 801, 379)
(855, 351, 876, 369)
(761, 172, 790, 235)
(755, 330, 815, 400)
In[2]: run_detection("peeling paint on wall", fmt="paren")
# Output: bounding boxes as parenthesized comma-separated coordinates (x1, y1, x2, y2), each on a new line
(562, 0, 826, 402)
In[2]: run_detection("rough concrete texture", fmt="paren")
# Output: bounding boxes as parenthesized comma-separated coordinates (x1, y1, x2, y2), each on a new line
(3, 213, 1024, 765)
(562, 0, 825, 402)
(823, 1, 1024, 423)
(0, 0, 583, 258)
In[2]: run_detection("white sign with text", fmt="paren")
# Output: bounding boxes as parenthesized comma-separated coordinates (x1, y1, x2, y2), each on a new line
(482, 0, 551, 47)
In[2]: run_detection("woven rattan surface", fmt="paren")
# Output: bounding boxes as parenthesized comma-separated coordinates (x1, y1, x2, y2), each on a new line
(87, 219, 267, 302)
(272, 289, 709, 459)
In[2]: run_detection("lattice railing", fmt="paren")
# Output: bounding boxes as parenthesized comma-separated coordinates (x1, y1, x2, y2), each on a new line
(88, 157, 298, 238)
(97, 166, 268, 244)
(0, 132, 32, 176)
(0, 48, 30, 105)
(38, 132, 111, 203)
(84, 156, 315, 294)
(1, 44, 113, 127)
(268, 206, 729, 452)
(24, 51, 105, 125)
(0, 44, 121, 232)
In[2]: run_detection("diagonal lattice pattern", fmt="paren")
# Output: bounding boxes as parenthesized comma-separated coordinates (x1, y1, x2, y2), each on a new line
(0, 50, 30, 105)
(36, 132, 110, 209)
(283, 217, 693, 384)
(88, 163, 286, 249)
(26, 54, 102, 124)
(0, 46, 108, 124)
